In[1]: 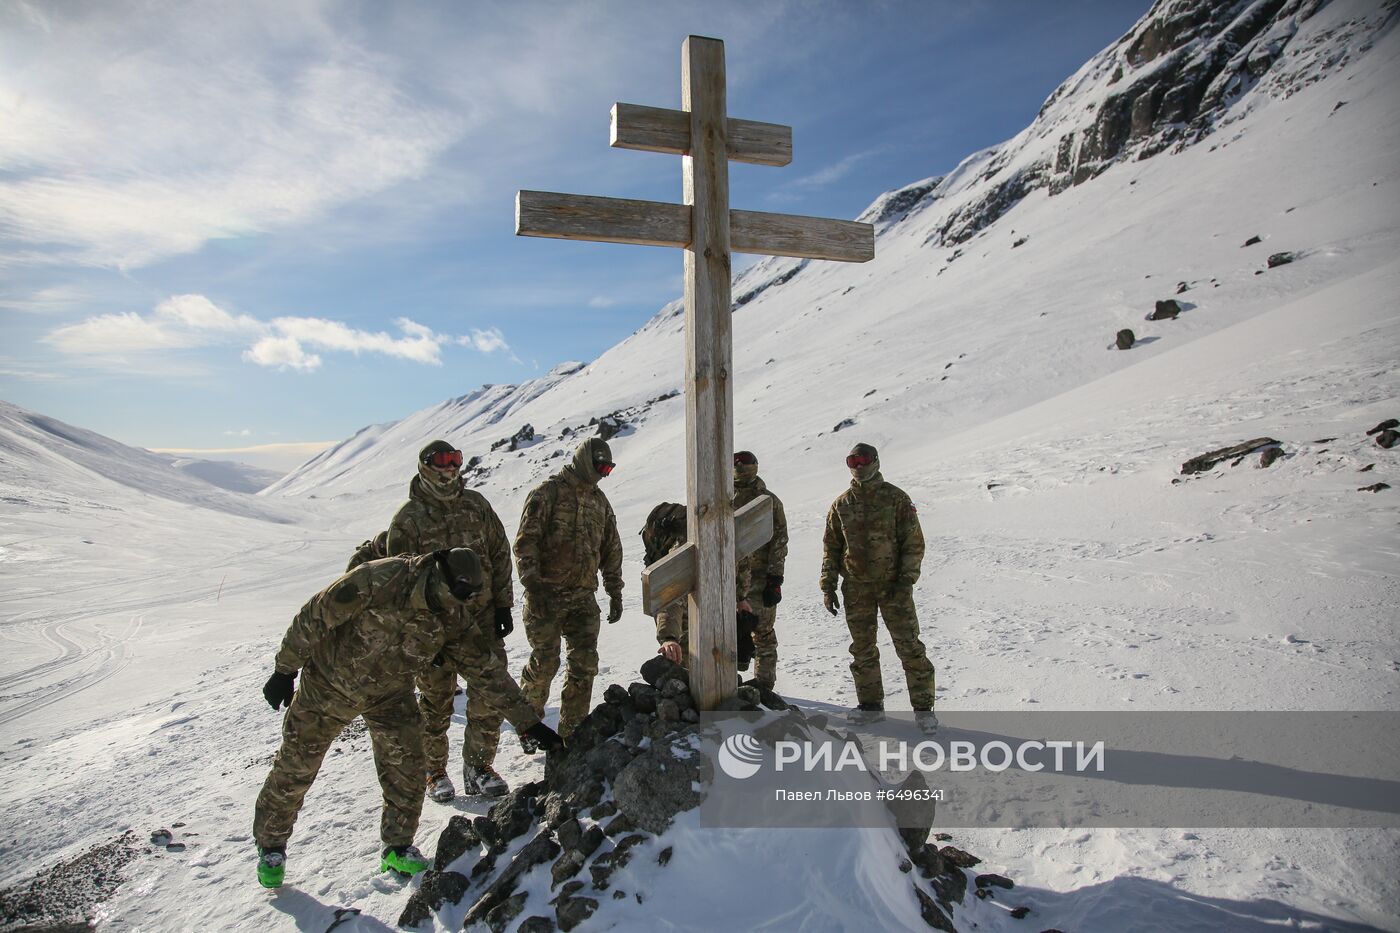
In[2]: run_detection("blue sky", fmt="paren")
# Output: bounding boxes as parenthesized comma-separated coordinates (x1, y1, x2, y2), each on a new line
(0, 0, 1149, 471)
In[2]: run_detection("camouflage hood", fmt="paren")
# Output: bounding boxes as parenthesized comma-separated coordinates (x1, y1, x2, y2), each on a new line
(848, 442, 881, 485)
(566, 437, 613, 487)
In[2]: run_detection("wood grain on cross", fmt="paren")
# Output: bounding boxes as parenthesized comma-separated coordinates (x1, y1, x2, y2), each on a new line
(515, 35, 874, 710)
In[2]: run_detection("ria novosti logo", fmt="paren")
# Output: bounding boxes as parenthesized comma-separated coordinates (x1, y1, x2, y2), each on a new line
(718, 733, 765, 779)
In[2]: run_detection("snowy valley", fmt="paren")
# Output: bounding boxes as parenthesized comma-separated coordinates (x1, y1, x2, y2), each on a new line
(1, 0, 1398, 929)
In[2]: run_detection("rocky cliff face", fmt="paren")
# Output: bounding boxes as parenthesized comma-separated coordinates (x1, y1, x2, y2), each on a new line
(914, 0, 1398, 247)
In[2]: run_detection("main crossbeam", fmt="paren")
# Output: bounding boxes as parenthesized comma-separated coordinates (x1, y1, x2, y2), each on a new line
(516, 190, 874, 262)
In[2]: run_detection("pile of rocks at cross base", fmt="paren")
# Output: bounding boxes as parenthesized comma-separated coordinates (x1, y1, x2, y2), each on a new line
(398, 658, 1008, 932)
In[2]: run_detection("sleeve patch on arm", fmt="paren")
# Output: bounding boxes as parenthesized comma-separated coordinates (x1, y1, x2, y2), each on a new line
(333, 581, 360, 604)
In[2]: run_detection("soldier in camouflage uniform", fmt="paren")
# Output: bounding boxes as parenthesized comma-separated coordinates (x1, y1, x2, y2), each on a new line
(387, 440, 517, 800)
(346, 530, 389, 572)
(252, 548, 561, 889)
(732, 450, 788, 690)
(515, 437, 624, 744)
(820, 443, 936, 719)
(647, 502, 754, 669)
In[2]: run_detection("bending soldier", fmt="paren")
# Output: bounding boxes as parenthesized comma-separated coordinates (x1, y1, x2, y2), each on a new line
(346, 530, 389, 572)
(515, 438, 624, 745)
(387, 440, 517, 800)
(820, 443, 936, 725)
(252, 548, 561, 889)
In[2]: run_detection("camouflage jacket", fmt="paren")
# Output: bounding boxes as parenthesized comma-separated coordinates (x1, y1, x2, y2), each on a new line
(387, 476, 513, 611)
(820, 472, 925, 590)
(654, 542, 753, 644)
(514, 466, 624, 596)
(345, 534, 386, 573)
(734, 476, 789, 586)
(271, 555, 538, 727)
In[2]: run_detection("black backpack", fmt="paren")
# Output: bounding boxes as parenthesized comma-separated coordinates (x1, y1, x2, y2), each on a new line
(641, 502, 687, 566)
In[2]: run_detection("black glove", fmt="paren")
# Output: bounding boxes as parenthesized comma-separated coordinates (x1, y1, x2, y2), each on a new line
(823, 590, 840, 616)
(607, 594, 623, 624)
(522, 721, 565, 754)
(494, 606, 514, 639)
(263, 670, 296, 710)
(762, 575, 783, 607)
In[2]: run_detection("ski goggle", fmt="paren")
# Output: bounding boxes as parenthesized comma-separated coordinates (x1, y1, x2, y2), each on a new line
(596, 461, 616, 477)
(423, 450, 463, 469)
(734, 451, 758, 466)
(846, 454, 875, 468)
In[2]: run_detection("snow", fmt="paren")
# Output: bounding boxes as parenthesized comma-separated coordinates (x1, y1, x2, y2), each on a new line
(2, 0, 1398, 929)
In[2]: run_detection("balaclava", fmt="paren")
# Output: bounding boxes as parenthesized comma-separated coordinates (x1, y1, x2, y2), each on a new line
(734, 450, 759, 487)
(417, 439, 463, 502)
(847, 442, 880, 483)
(569, 437, 614, 486)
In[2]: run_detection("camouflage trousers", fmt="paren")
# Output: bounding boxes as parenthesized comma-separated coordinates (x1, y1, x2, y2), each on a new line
(841, 580, 936, 709)
(416, 619, 511, 773)
(742, 583, 779, 690)
(253, 671, 424, 849)
(518, 586, 600, 740)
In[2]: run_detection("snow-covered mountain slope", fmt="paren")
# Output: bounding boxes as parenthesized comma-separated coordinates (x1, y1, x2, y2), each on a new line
(157, 455, 285, 495)
(2, 0, 1398, 930)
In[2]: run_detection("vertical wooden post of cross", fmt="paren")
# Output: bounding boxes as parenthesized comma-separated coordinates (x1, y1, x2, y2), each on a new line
(681, 37, 737, 711)
(514, 34, 874, 711)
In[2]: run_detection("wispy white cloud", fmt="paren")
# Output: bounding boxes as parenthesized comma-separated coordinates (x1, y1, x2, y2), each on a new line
(224, 428, 253, 437)
(768, 148, 885, 203)
(44, 294, 512, 372)
(588, 296, 616, 309)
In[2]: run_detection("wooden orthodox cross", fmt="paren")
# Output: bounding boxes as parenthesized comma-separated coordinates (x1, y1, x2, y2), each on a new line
(516, 35, 873, 709)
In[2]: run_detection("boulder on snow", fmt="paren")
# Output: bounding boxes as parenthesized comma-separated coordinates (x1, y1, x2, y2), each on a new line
(1267, 251, 1296, 268)
(612, 740, 708, 834)
(433, 815, 480, 869)
(1358, 482, 1390, 493)
(398, 870, 471, 927)
(1365, 418, 1398, 436)
(1258, 447, 1285, 468)
(595, 416, 623, 441)
(1242, 235, 1262, 247)
(1375, 429, 1398, 449)
(1149, 299, 1182, 320)
(1115, 329, 1136, 350)
(1180, 437, 1279, 474)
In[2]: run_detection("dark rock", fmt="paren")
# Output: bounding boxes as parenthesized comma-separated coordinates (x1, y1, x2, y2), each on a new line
(1012, 236, 1029, 248)
(887, 770, 937, 854)
(604, 814, 634, 837)
(1116, 329, 1135, 350)
(586, 739, 634, 781)
(656, 699, 681, 723)
(488, 786, 539, 842)
(914, 884, 957, 932)
(564, 779, 604, 811)
(518, 916, 556, 933)
(1181, 437, 1279, 475)
(640, 657, 688, 688)
(627, 683, 659, 713)
(1359, 483, 1390, 493)
(1267, 251, 1295, 268)
(1175, 281, 1190, 294)
(833, 418, 856, 433)
(590, 801, 618, 821)
(614, 736, 708, 834)
(556, 819, 582, 852)
(473, 815, 499, 850)
(485, 891, 530, 933)
(911, 844, 945, 879)
(1376, 429, 1399, 449)
(550, 881, 585, 904)
(939, 846, 982, 869)
(579, 825, 605, 859)
(589, 835, 647, 891)
(603, 684, 630, 705)
(469, 849, 500, 884)
(434, 815, 480, 870)
(931, 868, 967, 908)
(975, 887, 995, 900)
(550, 850, 586, 888)
(1242, 235, 1262, 247)
(612, 889, 628, 900)
(164, 843, 186, 853)
(658, 846, 673, 866)
(976, 873, 1015, 890)
(1366, 418, 1398, 435)
(461, 831, 561, 929)
(899, 858, 913, 873)
(538, 792, 572, 830)
(149, 829, 172, 846)
(934, 833, 953, 841)
(1258, 447, 1285, 468)
(555, 895, 599, 931)
(1359, 463, 1375, 472)
(1149, 299, 1182, 320)
(397, 870, 470, 927)
(1010, 905, 1031, 919)
(596, 416, 623, 441)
